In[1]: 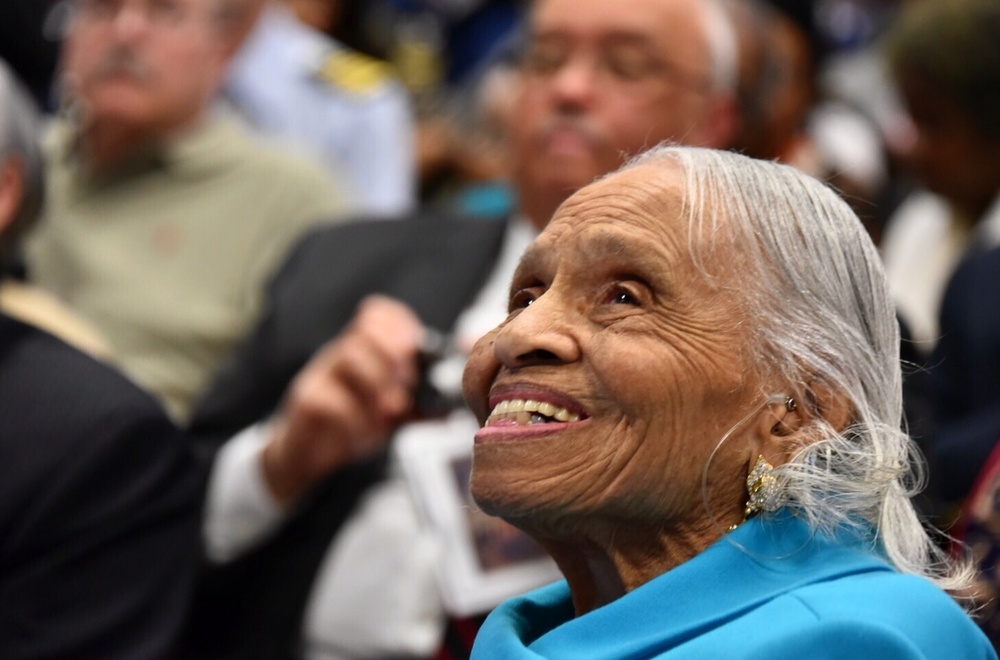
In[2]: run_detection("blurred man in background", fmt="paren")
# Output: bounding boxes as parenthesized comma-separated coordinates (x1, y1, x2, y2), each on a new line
(25, 0, 351, 422)
(0, 57, 203, 660)
(183, 0, 742, 657)
(882, 0, 1000, 520)
(223, 0, 417, 215)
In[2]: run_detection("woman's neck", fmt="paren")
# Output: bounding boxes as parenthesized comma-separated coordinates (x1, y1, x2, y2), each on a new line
(537, 518, 725, 616)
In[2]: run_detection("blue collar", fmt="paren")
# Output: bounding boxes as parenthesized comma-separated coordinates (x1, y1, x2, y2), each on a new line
(479, 512, 893, 658)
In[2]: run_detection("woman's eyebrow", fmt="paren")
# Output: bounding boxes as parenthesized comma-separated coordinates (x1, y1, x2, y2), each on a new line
(511, 230, 669, 290)
(578, 232, 666, 273)
(513, 244, 546, 281)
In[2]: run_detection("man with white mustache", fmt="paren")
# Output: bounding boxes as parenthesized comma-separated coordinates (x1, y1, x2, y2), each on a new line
(183, 0, 742, 657)
(25, 0, 351, 422)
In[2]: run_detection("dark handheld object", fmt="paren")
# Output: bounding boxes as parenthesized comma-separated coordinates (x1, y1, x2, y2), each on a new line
(415, 328, 467, 417)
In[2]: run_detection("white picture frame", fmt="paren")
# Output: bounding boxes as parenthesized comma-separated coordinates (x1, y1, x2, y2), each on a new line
(395, 411, 562, 616)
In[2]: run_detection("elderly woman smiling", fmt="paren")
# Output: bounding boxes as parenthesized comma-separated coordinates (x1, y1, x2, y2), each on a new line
(463, 146, 994, 658)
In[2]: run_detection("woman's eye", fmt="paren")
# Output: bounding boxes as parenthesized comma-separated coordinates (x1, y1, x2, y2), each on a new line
(508, 289, 537, 311)
(608, 286, 642, 306)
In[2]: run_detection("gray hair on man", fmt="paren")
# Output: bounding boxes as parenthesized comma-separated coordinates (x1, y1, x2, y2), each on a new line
(0, 59, 45, 263)
(624, 144, 972, 595)
(699, 0, 739, 93)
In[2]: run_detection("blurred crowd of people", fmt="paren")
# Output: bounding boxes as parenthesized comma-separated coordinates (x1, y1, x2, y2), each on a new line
(0, 0, 999, 657)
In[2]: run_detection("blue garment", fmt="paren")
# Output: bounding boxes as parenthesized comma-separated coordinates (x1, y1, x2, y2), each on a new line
(473, 513, 995, 659)
(225, 5, 416, 216)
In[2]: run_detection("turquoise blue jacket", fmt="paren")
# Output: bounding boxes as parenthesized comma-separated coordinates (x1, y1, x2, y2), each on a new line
(472, 513, 995, 659)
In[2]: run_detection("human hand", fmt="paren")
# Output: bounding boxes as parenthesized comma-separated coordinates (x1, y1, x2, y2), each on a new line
(261, 295, 424, 503)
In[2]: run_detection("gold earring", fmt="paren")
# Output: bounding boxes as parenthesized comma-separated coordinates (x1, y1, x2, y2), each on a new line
(745, 455, 780, 519)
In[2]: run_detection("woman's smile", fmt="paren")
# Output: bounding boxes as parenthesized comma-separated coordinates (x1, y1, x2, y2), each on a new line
(487, 399, 582, 425)
(476, 385, 591, 442)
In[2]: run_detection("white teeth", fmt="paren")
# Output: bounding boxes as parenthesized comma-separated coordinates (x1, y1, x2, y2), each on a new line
(538, 402, 557, 417)
(486, 399, 581, 425)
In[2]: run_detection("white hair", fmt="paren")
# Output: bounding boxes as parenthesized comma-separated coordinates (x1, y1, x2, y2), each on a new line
(624, 144, 972, 594)
(698, 0, 739, 93)
(0, 59, 45, 263)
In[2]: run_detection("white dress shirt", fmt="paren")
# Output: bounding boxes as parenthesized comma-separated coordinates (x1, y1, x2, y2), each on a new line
(225, 5, 416, 217)
(203, 216, 538, 658)
(881, 191, 1000, 350)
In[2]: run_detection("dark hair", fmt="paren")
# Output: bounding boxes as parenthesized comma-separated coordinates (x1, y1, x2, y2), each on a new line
(885, 0, 1000, 140)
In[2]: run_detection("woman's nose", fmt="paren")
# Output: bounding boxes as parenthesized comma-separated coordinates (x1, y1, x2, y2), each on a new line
(493, 293, 581, 368)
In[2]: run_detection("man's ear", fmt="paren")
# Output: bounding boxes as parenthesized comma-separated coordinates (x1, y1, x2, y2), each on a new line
(702, 92, 741, 150)
(217, 0, 269, 60)
(0, 158, 25, 238)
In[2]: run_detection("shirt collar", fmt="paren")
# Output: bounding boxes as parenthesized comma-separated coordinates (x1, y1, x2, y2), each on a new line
(485, 512, 891, 658)
(52, 107, 242, 186)
(969, 192, 1000, 253)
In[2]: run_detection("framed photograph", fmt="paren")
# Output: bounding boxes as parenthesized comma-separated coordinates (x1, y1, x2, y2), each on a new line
(395, 411, 562, 616)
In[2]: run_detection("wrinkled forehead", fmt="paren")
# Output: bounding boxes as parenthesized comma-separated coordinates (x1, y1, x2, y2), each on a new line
(537, 159, 743, 274)
(535, 162, 692, 251)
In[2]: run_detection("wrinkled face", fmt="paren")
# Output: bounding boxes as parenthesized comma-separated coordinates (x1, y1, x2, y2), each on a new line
(463, 163, 760, 537)
(762, 16, 813, 153)
(61, 0, 228, 136)
(512, 0, 729, 228)
(895, 74, 1000, 213)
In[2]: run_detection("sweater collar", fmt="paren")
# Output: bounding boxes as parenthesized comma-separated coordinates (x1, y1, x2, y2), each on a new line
(51, 108, 243, 187)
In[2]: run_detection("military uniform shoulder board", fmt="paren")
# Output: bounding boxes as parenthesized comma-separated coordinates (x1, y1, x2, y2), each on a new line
(316, 50, 392, 94)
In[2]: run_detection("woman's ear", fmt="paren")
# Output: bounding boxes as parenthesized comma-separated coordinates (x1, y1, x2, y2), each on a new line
(755, 382, 853, 464)
(755, 394, 803, 464)
(802, 379, 854, 436)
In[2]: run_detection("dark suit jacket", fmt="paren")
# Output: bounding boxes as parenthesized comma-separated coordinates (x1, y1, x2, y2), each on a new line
(0, 312, 204, 659)
(182, 214, 509, 659)
(0, 0, 61, 109)
(926, 245, 1000, 505)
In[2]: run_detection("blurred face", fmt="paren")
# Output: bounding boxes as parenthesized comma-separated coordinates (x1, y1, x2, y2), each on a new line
(895, 74, 1000, 216)
(61, 0, 229, 137)
(463, 162, 759, 538)
(512, 0, 733, 229)
(284, 0, 341, 33)
(763, 16, 813, 154)
(0, 159, 24, 237)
